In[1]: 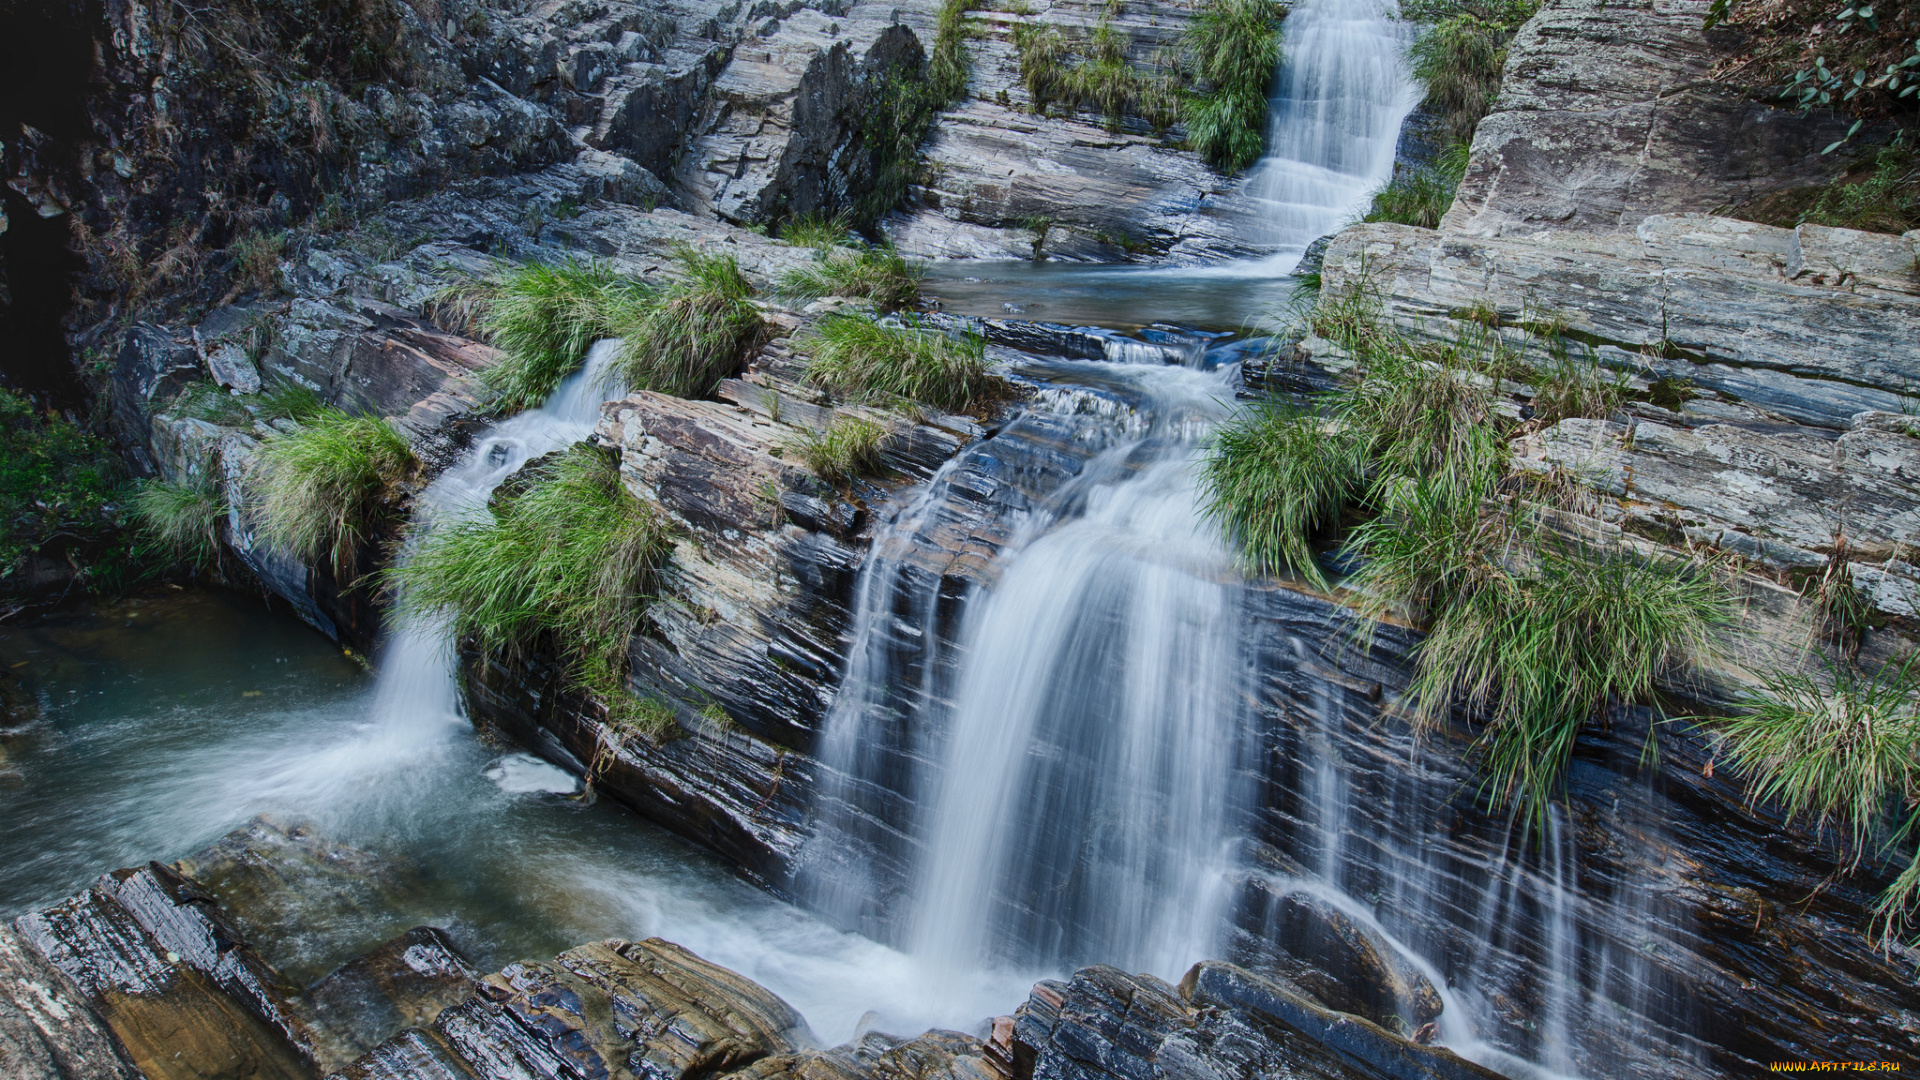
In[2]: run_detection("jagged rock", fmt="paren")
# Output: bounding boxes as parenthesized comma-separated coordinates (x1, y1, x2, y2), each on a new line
(112, 323, 204, 475)
(1444, 0, 1861, 238)
(304, 928, 482, 1074)
(338, 937, 812, 1080)
(1318, 216, 1920, 428)
(0, 924, 140, 1080)
(1009, 962, 1479, 1080)
(731, 1029, 1009, 1080)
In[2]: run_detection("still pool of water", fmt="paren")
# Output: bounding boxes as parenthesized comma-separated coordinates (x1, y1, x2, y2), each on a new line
(0, 589, 1037, 1044)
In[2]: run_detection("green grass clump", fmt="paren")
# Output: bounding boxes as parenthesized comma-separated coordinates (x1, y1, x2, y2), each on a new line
(778, 246, 924, 310)
(803, 315, 996, 411)
(1364, 143, 1472, 229)
(393, 445, 672, 718)
(1529, 353, 1627, 425)
(132, 476, 225, 569)
(613, 249, 762, 399)
(1203, 277, 1730, 821)
(1200, 399, 1358, 588)
(1400, 0, 1537, 144)
(251, 407, 417, 576)
(786, 415, 891, 484)
(1716, 655, 1920, 940)
(0, 389, 127, 581)
(477, 260, 653, 412)
(929, 0, 984, 103)
(1182, 0, 1284, 173)
(780, 213, 855, 249)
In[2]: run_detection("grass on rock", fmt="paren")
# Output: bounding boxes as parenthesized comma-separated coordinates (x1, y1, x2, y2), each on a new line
(613, 249, 762, 399)
(779, 245, 924, 310)
(132, 476, 225, 569)
(785, 415, 891, 484)
(252, 406, 417, 576)
(477, 260, 652, 412)
(1182, 0, 1284, 173)
(803, 315, 996, 411)
(393, 445, 673, 726)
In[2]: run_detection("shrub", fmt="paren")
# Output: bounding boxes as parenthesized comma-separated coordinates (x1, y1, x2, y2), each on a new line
(1182, 0, 1284, 172)
(0, 389, 126, 581)
(392, 445, 671, 709)
(613, 248, 763, 399)
(778, 246, 924, 309)
(1799, 143, 1920, 234)
(133, 476, 225, 568)
(1200, 399, 1358, 588)
(478, 260, 652, 412)
(1715, 654, 1920, 938)
(785, 415, 891, 483)
(803, 315, 996, 410)
(252, 407, 417, 576)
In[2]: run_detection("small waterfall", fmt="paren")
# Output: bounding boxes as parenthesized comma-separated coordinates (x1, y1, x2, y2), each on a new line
(359, 341, 629, 758)
(1241, 0, 1419, 266)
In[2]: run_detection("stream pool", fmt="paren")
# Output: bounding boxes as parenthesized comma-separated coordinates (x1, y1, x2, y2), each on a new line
(0, 589, 1035, 1044)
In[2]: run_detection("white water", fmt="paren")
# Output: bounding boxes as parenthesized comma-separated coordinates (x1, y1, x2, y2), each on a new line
(1238, 0, 1420, 272)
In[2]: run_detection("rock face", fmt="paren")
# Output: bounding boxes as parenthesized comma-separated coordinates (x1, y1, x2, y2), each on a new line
(11, 819, 485, 1080)
(1443, 0, 1860, 238)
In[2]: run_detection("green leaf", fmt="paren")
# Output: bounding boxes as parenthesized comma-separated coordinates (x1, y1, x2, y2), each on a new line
(1823, 139, 1845, 154)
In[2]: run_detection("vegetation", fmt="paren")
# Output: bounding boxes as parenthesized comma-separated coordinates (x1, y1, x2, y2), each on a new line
(780, 213, 856, 249)
(132, 476, 225, 569)
(1364, 143, 1472, 229)
(1528, 351, 1628, 425)
(778, 245, 925, 309)
(785, 415, 892, 483)
(930, 0, 985, 103)
(803, 315, 997, 411)
(474, 260, 653, 412)
(1202, 278, 1730, 821)
(1716, 654, 1920, 941)
(1740, 141, 1920, 234)
(1182, 0, 1286, 172)
(0, 389, 129, 585)
(229, 229, 288, 295)
(1706, 0, 1920, 156)
(252, 406, 417, 576)
(612, 249, 762, 399)
(392, 445, 672, 728)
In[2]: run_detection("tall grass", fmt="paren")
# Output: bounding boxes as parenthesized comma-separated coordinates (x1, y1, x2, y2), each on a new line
(133, 476, 225, 568)
(1182, 0, 1284, 172)
(1200, 399, 1358, 588)
(929, 0, 983, 103)
(1402, 0, 1538, 143)
(1716, 655, 1920, 939)
(392, 445, 671, 704)
(1364, 143, 1472, 229)
(1529, 353, 1627, 425)
(613, 249, 762, 399)
(477, 260, 652, 412)
(785, 415, 891, 484)
(778, 246, 924, 310)
(252, 407, 417, 576)
(1203, 279, 1731, 821)
(803, 315, 996, 411)
(780, 213, 855, 249)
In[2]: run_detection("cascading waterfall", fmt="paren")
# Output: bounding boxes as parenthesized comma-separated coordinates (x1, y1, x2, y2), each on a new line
(1240, 0, 1419, 268)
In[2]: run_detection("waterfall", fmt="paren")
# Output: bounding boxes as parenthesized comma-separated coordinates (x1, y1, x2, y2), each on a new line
(1240, 0, 1419, 268)
(356, 341, 629, 762)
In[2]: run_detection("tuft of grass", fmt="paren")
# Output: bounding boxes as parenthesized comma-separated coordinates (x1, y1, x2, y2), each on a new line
(229, 229, 288, 294)
(251, 407, 417, 577)
(780, 213, 855, 249)
(1529, 353, 1627, 425)
(612, 248, 762, 399)
(1012, 23, 1069, 113)
(392, 445, 672, 712)
(778, 246, 924, 310)
(1201, 399, 1359, 588)
(1413, 541, 1729, 821)
(132, 476, 224, 568)
(785, 415, 891, 484)
(1364, 143, 1472, 229)
(1715, 654, 1920, 939)
(256, 382, 328, 424)
(477, 260, 653, 412)
(1182, 0, 1284, 173)
(802, 315, 996, 411)
(610, 694, 681, 744)
(929, 0, 984, 103)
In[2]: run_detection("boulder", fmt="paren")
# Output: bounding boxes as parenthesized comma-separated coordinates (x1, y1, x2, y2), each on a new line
(0, 924, 140, 1080)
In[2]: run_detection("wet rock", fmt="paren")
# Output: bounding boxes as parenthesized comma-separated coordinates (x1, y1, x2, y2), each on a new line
(112, 324, 204, 476)
(733, 1028, 1008, 1080)
(304, 927, 482, 1074)
(340, 937, 811, 1080)
(1444, 0, 1862, 238)
(1010, 963, 1426, 1080)
(0, 924, 140, 1080)
(1225, 882, 1444, 1036)
(15, 860, 319, 1080)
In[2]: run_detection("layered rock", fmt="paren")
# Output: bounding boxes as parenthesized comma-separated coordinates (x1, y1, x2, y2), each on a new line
(1443, 0, 1861, 238)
